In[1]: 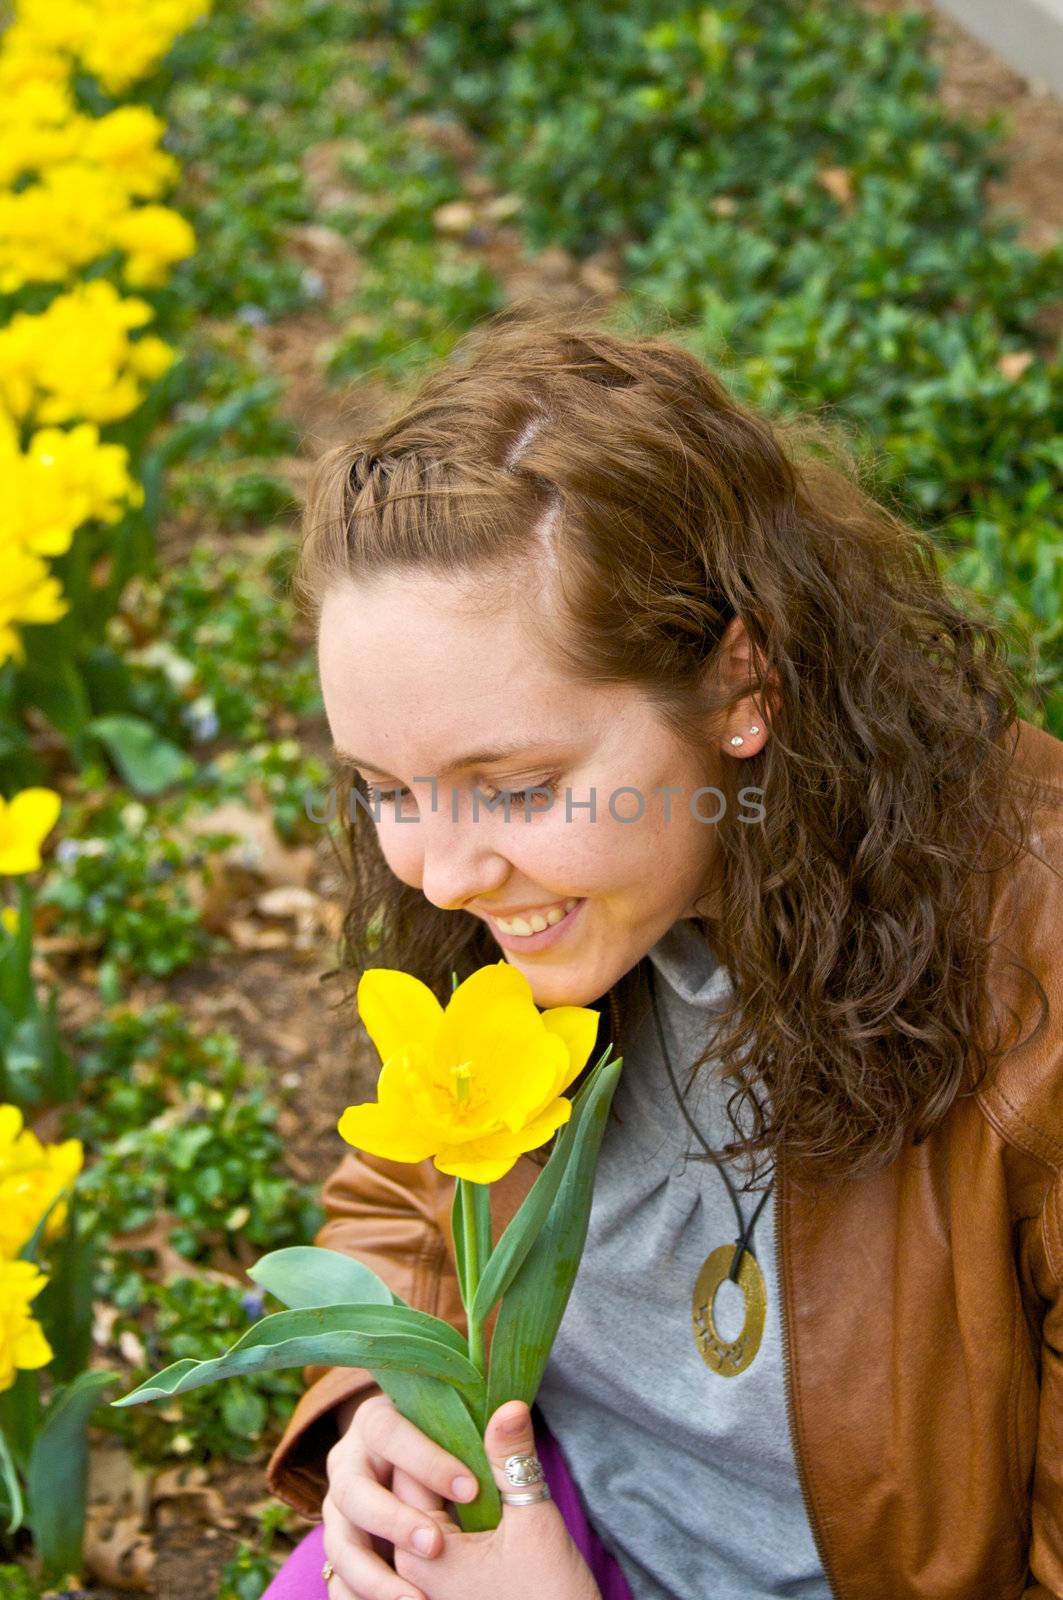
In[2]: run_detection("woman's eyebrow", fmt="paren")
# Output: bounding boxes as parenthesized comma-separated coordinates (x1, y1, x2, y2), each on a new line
(330, 739, 570, 779)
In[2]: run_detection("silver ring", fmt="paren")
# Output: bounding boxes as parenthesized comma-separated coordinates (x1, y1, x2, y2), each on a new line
(501, 1484, 553, 1504)
(499, 1450, 552, 1505)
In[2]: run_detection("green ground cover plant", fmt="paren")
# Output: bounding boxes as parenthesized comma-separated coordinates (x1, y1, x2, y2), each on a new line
(366, 0, 1063, 731)
(68, 1002, 323, 1468)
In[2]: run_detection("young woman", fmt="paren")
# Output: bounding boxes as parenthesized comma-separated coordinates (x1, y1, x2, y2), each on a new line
(261, 305, 1063, 1600)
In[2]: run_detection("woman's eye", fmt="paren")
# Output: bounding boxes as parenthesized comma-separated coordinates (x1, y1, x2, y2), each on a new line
(479, 777, 561, 810)
(365, 784, 413, 806)
(365, 777, 561, 812)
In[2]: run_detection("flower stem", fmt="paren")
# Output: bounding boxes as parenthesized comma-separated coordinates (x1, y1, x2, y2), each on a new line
(459, 1178, 485, 1376)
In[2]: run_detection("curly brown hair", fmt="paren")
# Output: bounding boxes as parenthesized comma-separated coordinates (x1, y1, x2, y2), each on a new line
(293, 301, 1052, 1188)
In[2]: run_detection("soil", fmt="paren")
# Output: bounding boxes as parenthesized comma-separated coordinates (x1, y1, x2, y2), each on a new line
(55, 3, 1062, 1593)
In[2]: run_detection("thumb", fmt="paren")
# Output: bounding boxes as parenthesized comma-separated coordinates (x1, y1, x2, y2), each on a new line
(484, 1400, 552, 1508)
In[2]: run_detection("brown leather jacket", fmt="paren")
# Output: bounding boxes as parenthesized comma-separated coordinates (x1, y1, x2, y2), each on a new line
(267, 717, 1063, 1600)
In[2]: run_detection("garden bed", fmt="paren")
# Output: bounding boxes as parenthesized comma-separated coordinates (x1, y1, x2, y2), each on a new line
(1, 0, 1059, 1594)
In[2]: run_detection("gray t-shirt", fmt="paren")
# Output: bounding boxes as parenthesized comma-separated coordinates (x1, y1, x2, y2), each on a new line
(534, 917, 831, 1600)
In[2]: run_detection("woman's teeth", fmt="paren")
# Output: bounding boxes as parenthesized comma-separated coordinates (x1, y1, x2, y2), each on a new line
(495, 897, 580, 936)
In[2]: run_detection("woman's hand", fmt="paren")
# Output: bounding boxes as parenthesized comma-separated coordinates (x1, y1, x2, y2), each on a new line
(322, 1390, 481, 1600)
(391, 1400, 603, 1600)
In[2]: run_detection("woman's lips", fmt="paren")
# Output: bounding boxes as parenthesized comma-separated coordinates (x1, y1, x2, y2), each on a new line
(485, 897, 586, 953)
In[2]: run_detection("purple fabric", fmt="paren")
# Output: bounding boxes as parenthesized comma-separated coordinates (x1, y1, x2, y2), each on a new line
(262, 1521, 326, 1599)
(532, 1405, 633, 1600)
(262, 1405, 633, 1599)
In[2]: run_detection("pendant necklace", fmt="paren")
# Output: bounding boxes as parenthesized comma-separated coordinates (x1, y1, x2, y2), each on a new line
(645, 959, 775, 1378)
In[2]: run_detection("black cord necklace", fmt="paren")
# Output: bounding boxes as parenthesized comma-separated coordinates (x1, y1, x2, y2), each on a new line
(645, 958, 774, 1377)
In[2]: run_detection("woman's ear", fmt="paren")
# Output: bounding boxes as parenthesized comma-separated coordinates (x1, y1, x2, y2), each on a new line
(706, 616, 780, 748)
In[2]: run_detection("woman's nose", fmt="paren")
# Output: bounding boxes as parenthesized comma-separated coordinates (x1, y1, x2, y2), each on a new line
(416, 801, 511, 912)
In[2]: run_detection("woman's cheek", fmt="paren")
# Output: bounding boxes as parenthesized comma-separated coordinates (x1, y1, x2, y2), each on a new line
(375, 821, 425, 887)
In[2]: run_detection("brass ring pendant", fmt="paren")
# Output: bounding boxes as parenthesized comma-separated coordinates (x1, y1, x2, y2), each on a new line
(692, 1244, 768, 1376)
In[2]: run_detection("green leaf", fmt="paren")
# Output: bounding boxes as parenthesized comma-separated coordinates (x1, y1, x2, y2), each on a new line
(0, 1427, 25, 1536)
(221, 1382, 268, 1438)
(35, 1201, 96, 1383)
(26, 1369, 117, 1579)
(0, 880, 35, 1019)
(112, 1303, 483, 1411)
(485, 1053, 623, 1417)
(247, 1247, 401, 1310)
(471, 1044, 618, 1325)
(13, 653, 92, 744)
(0, 1371, 41, 1475)
(3, 992, 78, 1108)
(375, 1367, 501, 1532)
(85, 714, 196, 795)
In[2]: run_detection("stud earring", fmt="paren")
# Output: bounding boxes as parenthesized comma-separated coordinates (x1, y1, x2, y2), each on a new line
(729, 724, 762, 748)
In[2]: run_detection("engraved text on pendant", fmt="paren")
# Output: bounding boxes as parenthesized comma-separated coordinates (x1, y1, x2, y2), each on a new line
(692, 1243, 767, 1376)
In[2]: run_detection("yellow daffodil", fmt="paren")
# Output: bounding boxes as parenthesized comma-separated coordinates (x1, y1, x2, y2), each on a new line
(0, 280, 173, 426)
(0, 1257, 53, 1391)
(0, 788, 62, 875)
(0, 545, 67, 666)
(112, 202, 196, 288)
(0, 1104, 83, 1256)
(338, 962, 600, 1183)
(6, 0, 212, 95)
(0, 413, 143, 561)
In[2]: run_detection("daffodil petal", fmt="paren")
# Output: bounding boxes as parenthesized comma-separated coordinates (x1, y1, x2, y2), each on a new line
(12, 1320, 52, 1371)
(6, 787, 62, 846)
(540, 1005, 601, 1094)
(337, 1101, 439, 1164)
(0, 788, 61, 870)
(433, 1096, 573, 1184)
(376, 1043, 436, 1116)
(0, 1105, 24, 1147)
(357, 969, 444, 1071)
(510, 1095, 573, 1150)
(439, 994, 564, 1127)
(439, 961, 534, 1043)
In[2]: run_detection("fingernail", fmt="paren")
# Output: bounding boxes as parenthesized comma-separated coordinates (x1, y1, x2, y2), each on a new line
(411, 1527, 435, 1555)
(452, 1474, 477, 1500)
(501, 1410, 525, 1435)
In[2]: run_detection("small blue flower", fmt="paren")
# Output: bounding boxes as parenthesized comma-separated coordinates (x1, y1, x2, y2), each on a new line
(241, 1288, 266, 1320)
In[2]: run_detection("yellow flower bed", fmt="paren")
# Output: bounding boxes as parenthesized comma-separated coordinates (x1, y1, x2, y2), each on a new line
(0, 0, 209, 1410)
(0, 0, 209, 667)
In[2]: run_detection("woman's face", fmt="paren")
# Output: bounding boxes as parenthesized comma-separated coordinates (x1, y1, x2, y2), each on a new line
(318, 571, 739, 1008)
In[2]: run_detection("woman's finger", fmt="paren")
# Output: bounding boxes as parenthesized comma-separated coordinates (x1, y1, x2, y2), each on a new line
(358, 1392, 479, 1507)
(391, 1462, 447, 1514)
(324, 1572, 358, 1600)
(323, 1494, 431, 1600)
(481, 1399, 554, 1512)
(329, 1471, 445, 1562)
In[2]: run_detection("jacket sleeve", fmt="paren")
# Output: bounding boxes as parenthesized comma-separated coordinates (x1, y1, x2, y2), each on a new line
(265, 1145, 461, 1518)
(1025, 1168, 1063, 1597)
